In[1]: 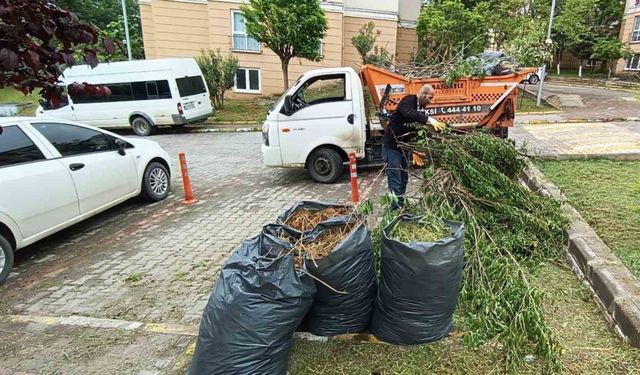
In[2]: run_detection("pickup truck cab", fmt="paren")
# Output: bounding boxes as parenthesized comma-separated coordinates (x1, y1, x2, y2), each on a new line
(261, 67, 376, 183)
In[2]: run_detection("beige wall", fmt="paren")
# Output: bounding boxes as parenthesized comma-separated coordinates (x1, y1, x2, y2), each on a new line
(615, 12, 640, 74)
(395, 27, 418, 63)
(342, 16, 397, 70)
(398, 0, 421, 23)
(140, 0, 343, 96)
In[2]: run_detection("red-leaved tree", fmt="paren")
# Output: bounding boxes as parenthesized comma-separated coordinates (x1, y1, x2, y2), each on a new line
(0, 0, 118, 106)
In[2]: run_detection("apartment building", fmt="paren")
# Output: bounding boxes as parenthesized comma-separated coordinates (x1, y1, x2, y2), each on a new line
(616, 0, 640, 74)
(138, 0, 422, 96)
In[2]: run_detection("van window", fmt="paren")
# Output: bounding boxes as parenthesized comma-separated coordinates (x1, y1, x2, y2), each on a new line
(176, 76, 207, 97)
(71, 80, 173, 103)
(0, 126, 46, 167)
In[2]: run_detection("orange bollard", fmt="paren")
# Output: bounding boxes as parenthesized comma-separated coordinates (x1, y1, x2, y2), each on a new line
(349, 152, 360, 203)
(178, 152, 197, 204)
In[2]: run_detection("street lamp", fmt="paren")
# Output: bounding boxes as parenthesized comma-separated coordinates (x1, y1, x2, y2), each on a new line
(536, 0, 557, 107)
(121, 0, 133, 61)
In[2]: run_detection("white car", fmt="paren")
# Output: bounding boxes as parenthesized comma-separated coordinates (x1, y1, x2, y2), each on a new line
(0, 117, 172, 284)
(522, 67, 548, 85)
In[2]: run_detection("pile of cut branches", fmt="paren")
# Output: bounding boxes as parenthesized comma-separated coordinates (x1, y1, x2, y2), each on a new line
(390, 131, 569, 372)
(284, 207, 353, 232)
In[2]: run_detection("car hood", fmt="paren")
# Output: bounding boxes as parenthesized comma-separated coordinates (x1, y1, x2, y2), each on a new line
(125, 137, 162, 149)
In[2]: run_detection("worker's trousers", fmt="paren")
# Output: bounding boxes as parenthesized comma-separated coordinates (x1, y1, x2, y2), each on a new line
(382, 146, 409, 210)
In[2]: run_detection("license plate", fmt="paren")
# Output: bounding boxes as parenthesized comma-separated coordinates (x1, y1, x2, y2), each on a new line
(184, 102, 196, 111)
(423, 104, 489, 116)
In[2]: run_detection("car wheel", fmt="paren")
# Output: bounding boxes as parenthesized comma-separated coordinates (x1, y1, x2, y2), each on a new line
(308, 148, 344, 184)
(131, 116, 156, 137)
(141, 162, 170, 202)
(0, 235, 14, 286)
(528, 74, 540, 85)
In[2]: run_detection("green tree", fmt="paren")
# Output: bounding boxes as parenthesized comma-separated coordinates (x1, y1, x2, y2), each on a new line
(350, 22, 393, 68)
(416, 0, 487, 62)
(241, 0, 327, 91)
(196, 49, 239, 109)
(591, 38, 633, 78)
(506, 18, 553, 67)
(54, 0, 144, 60)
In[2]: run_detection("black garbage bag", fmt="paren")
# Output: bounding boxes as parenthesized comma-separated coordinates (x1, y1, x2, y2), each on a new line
(264, 215, 377, 336)
(276, 201, 353, 235)
(189, 233, 316, 375)
(371, 214, 465, 345)
(302, 219, 376, 336)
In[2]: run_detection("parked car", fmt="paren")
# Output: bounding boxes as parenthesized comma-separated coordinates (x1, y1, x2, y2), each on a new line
(522, 67, 548, 85)
(0, 117, 172, 284)
(35, 58, 213, 136)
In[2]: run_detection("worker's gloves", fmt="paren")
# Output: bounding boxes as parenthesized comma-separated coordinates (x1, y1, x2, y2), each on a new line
(432, 121, 447, 132)
(427, 117, 448, 132)
(411, 152, 425, 167)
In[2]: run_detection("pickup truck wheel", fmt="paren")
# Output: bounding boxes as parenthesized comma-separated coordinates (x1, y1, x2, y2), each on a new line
(308, 148, 343, 184)
(141, 162, 170, 202)
(131, 116, 156, 137)
(528, 74, 540, 85)
(0, 235, 14, 285)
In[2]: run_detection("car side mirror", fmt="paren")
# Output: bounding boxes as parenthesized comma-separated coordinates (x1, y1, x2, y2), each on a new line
(282, 95, 293, 116)
(115, 139, 127, 156)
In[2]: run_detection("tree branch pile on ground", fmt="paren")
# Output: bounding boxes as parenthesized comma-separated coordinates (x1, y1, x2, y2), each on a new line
(388, 131, 569, 372)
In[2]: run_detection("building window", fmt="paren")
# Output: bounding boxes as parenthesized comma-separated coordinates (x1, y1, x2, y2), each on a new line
(632, 16, 640, 42)
(234, 68, 261, 93)
(625, 54, 640, 70)
(232, 11, 260, 52)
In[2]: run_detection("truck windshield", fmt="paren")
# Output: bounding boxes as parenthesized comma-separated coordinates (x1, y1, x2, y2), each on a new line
(268, 76, 303, 114)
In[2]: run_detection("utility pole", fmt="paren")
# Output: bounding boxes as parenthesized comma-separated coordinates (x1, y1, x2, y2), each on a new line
(536, 0, 557, 107)
(121, 0, 133, 61)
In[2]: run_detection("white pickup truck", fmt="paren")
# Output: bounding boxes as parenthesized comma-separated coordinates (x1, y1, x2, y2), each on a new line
(261, 65, 529, 183)
(261, 67, 379, 183)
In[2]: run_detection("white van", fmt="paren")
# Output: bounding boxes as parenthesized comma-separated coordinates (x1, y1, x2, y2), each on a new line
(36, 58, 213, 136)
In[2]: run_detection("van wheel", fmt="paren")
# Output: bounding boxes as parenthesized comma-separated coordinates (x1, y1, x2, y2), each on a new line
(141, 162, 170, 202)
(308, 148, 343, 184)
(0, 234, 14, 285)
(528, 74, 540, 85)
(131, 116, 156, 137)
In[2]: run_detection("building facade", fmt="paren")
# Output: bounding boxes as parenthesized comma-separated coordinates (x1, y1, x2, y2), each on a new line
(138, 0, 421, 96)
(616, 0, 640, 74)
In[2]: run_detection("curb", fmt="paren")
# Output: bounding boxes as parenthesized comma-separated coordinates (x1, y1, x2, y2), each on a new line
(186, 127, 261, 133)
(522, 162, 640, 347)
(530, 153, 640, 161)
(516, 117, 640, 125)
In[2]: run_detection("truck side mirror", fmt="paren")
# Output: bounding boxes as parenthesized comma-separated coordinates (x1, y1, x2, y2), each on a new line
(282, 95, 293, 115)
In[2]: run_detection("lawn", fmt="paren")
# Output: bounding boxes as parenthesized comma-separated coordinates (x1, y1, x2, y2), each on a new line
(538, 160, 640, 278)
(208, 99, 270, 124)
(551, 69, 611, 80)
(516, 90, 556, 114)
(0, 87, 40, 116)
(289, 262, 640, 374)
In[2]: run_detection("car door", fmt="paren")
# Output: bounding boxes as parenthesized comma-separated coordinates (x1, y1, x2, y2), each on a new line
(29, 122, 139, 215)
(0, 123, 79, 242)
(277, 73, 355, 165)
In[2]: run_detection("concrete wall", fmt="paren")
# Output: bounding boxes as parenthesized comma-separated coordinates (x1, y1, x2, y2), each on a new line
(342, 16, 398, 70)
(140, 0, 343, 96)
(615, 10, 640, 74)
(395, 26, 418, 63)
(139, 0, 422, 96)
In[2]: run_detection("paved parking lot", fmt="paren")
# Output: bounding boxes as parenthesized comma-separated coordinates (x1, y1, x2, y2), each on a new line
(0, 132, 386, 374)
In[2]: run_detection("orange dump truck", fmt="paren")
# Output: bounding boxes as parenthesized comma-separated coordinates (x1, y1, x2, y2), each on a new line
(360, 64, 536, 138)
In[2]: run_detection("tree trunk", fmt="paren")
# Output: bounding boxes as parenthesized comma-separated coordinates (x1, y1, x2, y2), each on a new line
(281, 59, 290, 91)
(608, 66, 612, 80)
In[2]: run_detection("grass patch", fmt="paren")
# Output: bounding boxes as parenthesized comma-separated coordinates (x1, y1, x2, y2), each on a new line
(552, 69, 611, 80)
(538, 160, 640, 277)
(289, 262, 640, 374)
(0, 87, 40, 116)
(208, 99, 270, 124)
(516, 90, 556, 113)
(123, 272, 145, 285)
